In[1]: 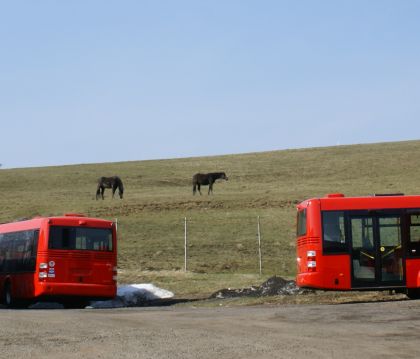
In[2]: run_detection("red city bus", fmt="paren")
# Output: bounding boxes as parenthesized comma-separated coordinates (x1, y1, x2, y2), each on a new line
(0, 213, 117, 307)
(296, 193, 420, 299)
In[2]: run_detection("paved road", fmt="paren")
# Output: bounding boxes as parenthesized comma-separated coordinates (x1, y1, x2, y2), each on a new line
(0, 300, 419, 359)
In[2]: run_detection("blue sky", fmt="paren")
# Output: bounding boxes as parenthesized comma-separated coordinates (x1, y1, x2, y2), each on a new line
(1, 1, 419, 168)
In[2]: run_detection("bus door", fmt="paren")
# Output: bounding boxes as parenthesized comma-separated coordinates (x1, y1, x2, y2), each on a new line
(350, 212, 404, 288)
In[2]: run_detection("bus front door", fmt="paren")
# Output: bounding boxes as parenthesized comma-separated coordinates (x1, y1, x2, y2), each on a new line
(350, 214, 404, 288)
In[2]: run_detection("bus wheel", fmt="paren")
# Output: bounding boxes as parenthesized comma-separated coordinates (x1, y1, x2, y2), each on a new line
(406, 288, 420, 300)
(3, 282, 13, 307)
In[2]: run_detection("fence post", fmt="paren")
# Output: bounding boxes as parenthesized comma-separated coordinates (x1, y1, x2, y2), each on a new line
(184, 217, 188, 272)
(257, 216, 262, 275)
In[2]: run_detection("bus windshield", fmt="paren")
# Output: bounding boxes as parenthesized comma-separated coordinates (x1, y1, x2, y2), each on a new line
(49, 226, 113, 251)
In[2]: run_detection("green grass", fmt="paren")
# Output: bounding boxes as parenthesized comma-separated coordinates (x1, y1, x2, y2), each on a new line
(1, 140, 420, 297)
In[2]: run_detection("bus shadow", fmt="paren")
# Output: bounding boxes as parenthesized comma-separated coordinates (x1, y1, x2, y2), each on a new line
(323, 291, 410, 306)
(0, 298, 202, 310)
(335, 297, 409, 305)
(123, 298, 202, 307)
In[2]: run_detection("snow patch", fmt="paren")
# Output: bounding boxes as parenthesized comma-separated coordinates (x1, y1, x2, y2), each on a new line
(27, 284, 174, 309)
(89, 284, 174, 308)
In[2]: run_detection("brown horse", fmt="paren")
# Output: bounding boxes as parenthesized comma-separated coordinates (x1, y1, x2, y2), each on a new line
(96, 176, 124, 200)
(192, 172, 228, 195)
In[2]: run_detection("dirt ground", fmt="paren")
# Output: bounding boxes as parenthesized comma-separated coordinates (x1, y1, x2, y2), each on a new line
(0, 299, 419, 359)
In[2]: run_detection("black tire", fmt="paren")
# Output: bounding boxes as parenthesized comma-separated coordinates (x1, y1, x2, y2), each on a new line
(406, 288, 420, 300)
(3, 282, 13, 307)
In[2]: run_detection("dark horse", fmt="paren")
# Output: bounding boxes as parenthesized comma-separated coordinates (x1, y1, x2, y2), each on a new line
(192, 172, 228, 195)
(96, 176, 124, 200)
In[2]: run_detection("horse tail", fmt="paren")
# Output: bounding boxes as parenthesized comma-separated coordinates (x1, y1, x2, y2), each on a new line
(118, 177, 124, 192)
(192, 174, 197, 195)
(95, 183, 101, 200)
(119, 181, 124, 198)
(114, 177, 124, 199)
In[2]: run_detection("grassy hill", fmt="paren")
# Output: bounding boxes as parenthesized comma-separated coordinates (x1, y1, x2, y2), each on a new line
(1, 140, 420, 297)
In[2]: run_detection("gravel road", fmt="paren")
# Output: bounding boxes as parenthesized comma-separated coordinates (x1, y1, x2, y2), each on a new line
(1, 300, 419, 359)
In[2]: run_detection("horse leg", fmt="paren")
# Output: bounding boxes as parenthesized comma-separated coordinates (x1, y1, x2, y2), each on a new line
(193, 184, 196, 195)
(96, 186, 101, 200)
(112, 185, 117, 199)
(198, 184, 202, 195)
(208, 181, 213, 195)
(101, 187, 105, 200)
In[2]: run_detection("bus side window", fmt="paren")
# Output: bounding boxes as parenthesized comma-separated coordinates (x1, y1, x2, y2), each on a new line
(322, 211, 347, 253)
(296, 209, 307, 237)
(408, 214, 420, 257)
(22, 230, 38, 271)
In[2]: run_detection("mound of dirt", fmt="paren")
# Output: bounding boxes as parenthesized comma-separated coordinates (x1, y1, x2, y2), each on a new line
(210, 276, 312, 299)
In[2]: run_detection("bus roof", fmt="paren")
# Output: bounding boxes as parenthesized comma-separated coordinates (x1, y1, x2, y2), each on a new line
(298, 193, 420, 211)
(0, 214, 113, 233)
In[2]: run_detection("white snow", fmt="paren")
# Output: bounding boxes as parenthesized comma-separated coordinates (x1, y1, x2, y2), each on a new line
(28, 284, 174, 309)
(118, 283, 174, 302)
(88, 283, 174, 308)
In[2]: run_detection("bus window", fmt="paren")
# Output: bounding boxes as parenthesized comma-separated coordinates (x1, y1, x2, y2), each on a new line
(23, 230, 39, 271)
(408, 214, 420, 257)
(49, 226, 113, 251)
(322, 211, 347, 253)
(0, 230, 38, 273)
(296, 209, 307, 237)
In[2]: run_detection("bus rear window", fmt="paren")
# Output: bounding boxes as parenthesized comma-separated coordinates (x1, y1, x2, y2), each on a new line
(297, 209, 307, 237)
(322, 211, 347, 253)
(49, 227, 113, 251)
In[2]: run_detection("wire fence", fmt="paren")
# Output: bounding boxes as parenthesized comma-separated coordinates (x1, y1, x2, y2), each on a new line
(118, 213, 296, 276)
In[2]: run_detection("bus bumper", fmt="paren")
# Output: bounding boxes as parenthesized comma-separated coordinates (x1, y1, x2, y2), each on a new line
(36, 282, 116, 299)
(296, 272, 324, 288)
(296, 271, 350, 290)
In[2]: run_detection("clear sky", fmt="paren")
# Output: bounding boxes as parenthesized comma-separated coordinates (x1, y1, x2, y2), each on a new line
(1, 1, 419, 169)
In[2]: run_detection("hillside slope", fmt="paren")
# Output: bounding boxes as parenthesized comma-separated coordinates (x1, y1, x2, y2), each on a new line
(1, 140, 419, 294)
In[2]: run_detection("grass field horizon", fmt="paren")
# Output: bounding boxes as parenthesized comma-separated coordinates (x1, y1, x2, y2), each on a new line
(1, 139, 420, 298)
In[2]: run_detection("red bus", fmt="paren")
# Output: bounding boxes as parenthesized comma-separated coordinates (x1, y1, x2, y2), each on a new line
(296, 193, 420, 299)
(0, 213, 117, 307)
